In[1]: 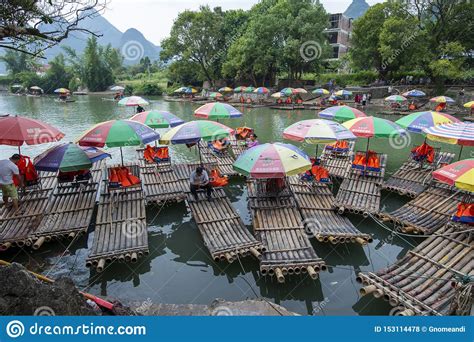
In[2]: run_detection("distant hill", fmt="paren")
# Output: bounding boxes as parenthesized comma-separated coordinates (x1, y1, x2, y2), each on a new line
(344, 0, 370, 19)
(0, 10, 160, 73)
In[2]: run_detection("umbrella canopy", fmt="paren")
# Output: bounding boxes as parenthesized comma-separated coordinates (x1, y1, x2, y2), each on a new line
(110, 86, 125, 91)
(463, 101, 474, 108)
(34, 143, 110, 172)
(30, 86, 43, 91)
(283, 119, 356, 144)
(233, 143, 311, 178)
(184, 87, 198, 94)
(194, 103, 242, 119)
(294, 88, 308, 94)
(0, 116, 64, 146)
(280, 87, 296, 96)
(343, 116, 406, 138)
(432, 159, 474, 192)
(54, 88, 70, 94)
(244, 86, 255, 93)
(160, 120, 233, 144)
(395, 111, 460, 133)
(402, 89, 426, 97)
(118, 96, 149, 107)
(234, 86, 247, 93)
(312, 88, 330, 95)
(254, 87, 270, 94)
(77, 120, 159, 148)
(218, 87, 233, 92)
(385, 95, 407, 103)
(318, 105, 367, 122)
(271, 92, 283, 98)
(334, 90, 352, 96)
(174, 86, 188, 93)
(430, 96, 455, 104)
(209, 92, 223, 98)
(11, 84, 22, 88)
(130, 110, 184, 129)
(423, 122, 474, 146)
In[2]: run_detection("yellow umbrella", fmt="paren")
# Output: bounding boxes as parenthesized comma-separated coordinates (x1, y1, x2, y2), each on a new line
(463, 101, 474, 108)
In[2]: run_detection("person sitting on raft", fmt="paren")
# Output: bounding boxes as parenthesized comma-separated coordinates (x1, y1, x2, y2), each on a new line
(212, 137, 230, 153)
(136, 105, 145, 113)
(246, 134, 259, 148)
(190, 167, 212, 201)
(0, 154, 22, 211)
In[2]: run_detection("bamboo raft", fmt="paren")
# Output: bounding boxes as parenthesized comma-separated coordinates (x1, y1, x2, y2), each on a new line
(0, 172, 58, 251)
(357, 224, 473, 316)
(382, 151, 455, 198)
(378, 182, 465, 235)
(319, 141, 355, 179)
(198, 141, 239, 176)
(186, 187, 264, 263)
(247, 180, 326, 283)
(30, 161, 104, 250)
(289, 177, 372, 245)
(86, 164, 148, 272)
(334, 154, 387, 216)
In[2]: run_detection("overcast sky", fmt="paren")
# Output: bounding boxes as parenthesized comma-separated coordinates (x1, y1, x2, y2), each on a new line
(102, 0, 383, 45)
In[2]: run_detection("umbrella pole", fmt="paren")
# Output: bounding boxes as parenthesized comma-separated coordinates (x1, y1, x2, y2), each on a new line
(120, 147, 124, 166)
(315, 145, 319, 159)
(364, 138, 370, 176)
(458, 145, 464, 161)
(18, 146, 21, 155)
(198, 142, 203, 166)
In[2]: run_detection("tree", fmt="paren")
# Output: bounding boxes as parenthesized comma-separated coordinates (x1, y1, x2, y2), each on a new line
(0, 50, 38, 74)
(0, 0, 106, 56)
(83, 36, 114, 91)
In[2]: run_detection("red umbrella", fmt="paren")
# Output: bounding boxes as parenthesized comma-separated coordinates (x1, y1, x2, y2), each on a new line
(0, 115, 64, 152)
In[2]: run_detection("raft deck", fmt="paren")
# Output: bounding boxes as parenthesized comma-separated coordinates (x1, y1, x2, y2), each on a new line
(289, 177, 372, 245)
(378, 182, 465, 235)
(198, 137, 246, 176)
(87, 164, 147, 272)
(334, 154, 387, 216)
(357, 223, 473, 316)
(382, 151, 455, 197)
(247, 180, 326, 283)
(186, 187, 264, 263)
(319, 141, 355, 179)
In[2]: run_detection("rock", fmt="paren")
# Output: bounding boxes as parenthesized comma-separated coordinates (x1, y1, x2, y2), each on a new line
(0, 263, 96, 316)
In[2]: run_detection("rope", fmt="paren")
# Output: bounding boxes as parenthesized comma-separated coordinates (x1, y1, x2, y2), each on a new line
(450, 282, 473, 315)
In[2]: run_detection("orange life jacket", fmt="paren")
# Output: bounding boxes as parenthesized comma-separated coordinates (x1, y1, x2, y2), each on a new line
(411, 142, 435, 163)
(408, 103, 416, 110)
(235, 127, 253, 140)
(144, 145, 170, 163)
(435, 103, 446, 112)
(240, 96, 244, 103)
(14, 155, 39, 186)
(311, 165, 330, 182)
(209, 169, 229, 187)
(123, 167, 141, 185)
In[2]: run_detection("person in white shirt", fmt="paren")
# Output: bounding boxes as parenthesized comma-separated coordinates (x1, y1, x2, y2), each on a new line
(189, 167, 212, 201)
(0, 154, 21, 211)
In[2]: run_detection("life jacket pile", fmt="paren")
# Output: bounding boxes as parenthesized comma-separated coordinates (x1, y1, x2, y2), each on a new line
(352, 151, 381, 172)
(209, 169, 229, 187)
(58, 169, 91, 183)
(108, 167, 141, 188)
(209, 139, 229, 154)
(411, 142, 435, 164)
(13, 155, 39, 187)
(235, 127, 254, 140)
(452, 203, 474, 225)
(144, 145, 170, 164)
(435, 103, 446, 112)
(325, 140, 350, 153)
(301, 158, 330, 183)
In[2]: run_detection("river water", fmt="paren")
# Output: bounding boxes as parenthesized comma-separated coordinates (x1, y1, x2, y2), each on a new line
(0, 94, 469, 315)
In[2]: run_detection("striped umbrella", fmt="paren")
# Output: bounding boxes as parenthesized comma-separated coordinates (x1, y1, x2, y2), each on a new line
(209, 92, 223, 98)
(244, 86, 255, 93)
(312, 88, 330, 95)
(432, 159, 474, 192)
(118, 96, 149, 107)
(280, 88, 296, 96)
(254, 87, 270, 94)
(395, 111, 460, 133)
(402, 89, 426, 97)
(334, 90, 352, 96)
(423, 122, 474, 160)
(318, 105, 367, 122)
(34, 142, 110, 172)
(233, 143, 311, 178)
(184, 87, 198, 94)
(218, 87, 233, 93)
(385, 95, 407, 103)
(234, 86, 247, 93)
(463, 101, 474, 108)
(174, 86, 188, 93)
(130, 110, 184, 129)
(430, 96, 455, 104)
(194, 103, 242, 119)
(294, 88, 308, 94)
(54, 88, 70, 94)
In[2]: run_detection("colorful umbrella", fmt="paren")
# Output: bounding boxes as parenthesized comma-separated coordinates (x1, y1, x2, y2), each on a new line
(234, 86, 247, 93)
(280, 88, 296, 96)
(423, 122, 474, 160)
(312, 88, 330, 95)
(283, 119, 356, 144)
(430, 96, 455, 104)
(160, 120, 233, 145)
(130, 110, 184, 129)
(271, 92, 283, 98)
(294, 88, 308, 94)
(343, 116, 406, 138)
(0, 116, 64, 150)
(54, 88, 70, 94)
(194, 103, 242, 119)
(463, 101, 474, 108)
(77, 120, 159, 164)
(174, 87, 188, 93)
(118, 96, 149, 107)
(334, 90, 352, 96)
(432, 159, 474, 192)
(244, 86, 255, 93)
(402, 89, 426, 97)
(209, 92, 223, 98)
(254, 87, 270, 94)
(395, 111, 460, 133)
(233, 143, 311, 178)
(110, 86, 125, 91)
(385, 95, 407, 103)
(218, 87, 233, 93)
(30, 86, 43, 91)
(184, 87, 198, 94)
(11, 84, 22, 88)
(34, 142, 110, 172)
(318, 105, 367, 122)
